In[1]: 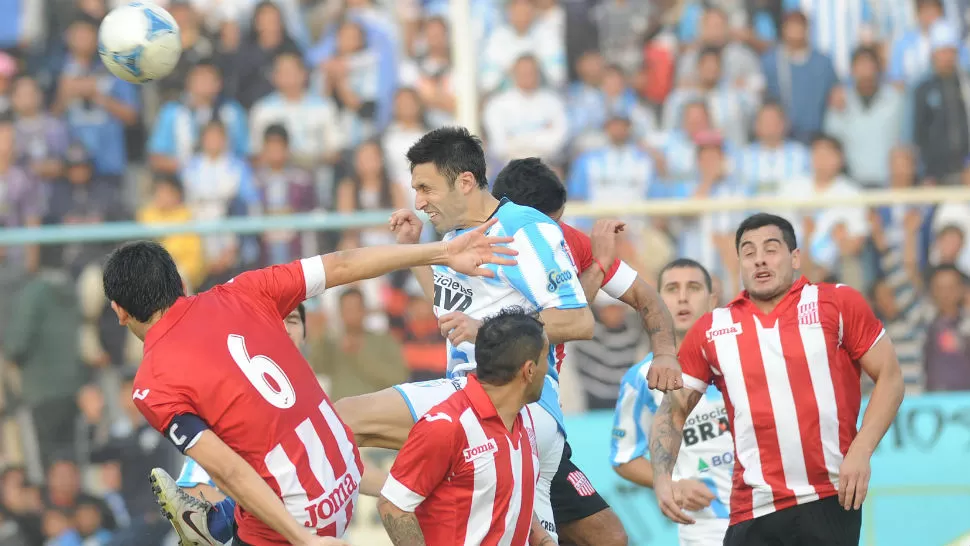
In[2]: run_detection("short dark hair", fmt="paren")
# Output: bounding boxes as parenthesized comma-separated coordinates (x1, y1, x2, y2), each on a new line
(917, 0, 944, 10)
(475, 307, 545, 386)
(698, 46, 723, 64)
(491, 158, 567, 215)
(103, 241, 185, 322)
(295, 302, 306, 328)
(928, 263, 969, 284)
(339, 287, 364, 304)
(264, 123, 290, 144)
(811, 133, 844, 156)
(406, 127, 488, 189)
(851, 46, 881, 69)
(735, 213, 798, 252)
(658, 258, 713, 293)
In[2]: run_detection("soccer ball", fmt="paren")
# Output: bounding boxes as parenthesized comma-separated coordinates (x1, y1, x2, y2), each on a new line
(98, 2, 181, 84)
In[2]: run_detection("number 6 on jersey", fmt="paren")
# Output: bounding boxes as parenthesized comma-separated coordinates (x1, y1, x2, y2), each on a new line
(228, 334, 297, 409)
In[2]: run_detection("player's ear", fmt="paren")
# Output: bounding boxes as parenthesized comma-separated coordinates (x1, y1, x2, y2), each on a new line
(457, 171, 476, 194)
(790, 247, 802, 270)
(109, 301, 130, 326)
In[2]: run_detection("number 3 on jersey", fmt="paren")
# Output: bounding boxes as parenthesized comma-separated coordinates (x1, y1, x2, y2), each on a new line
(227, 334, 297, 409)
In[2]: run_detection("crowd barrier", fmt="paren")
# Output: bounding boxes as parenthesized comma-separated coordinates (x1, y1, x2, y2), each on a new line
(565, 392, 970, 546)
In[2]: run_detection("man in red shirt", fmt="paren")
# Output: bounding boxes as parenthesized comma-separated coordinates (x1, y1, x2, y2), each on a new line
(377, 307, 555, 546)
(649, 213, 905, 546)
(101, 225, 516, 546)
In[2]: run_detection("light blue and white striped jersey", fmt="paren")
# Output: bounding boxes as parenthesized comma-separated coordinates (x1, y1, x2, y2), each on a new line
(873, 0, 917, 42)
(176, 457, 215, 488)
(662, 87, 756, 146)
(786, 0, 875, 80)
(611, 354, 734, 523)
(888, 25, 970, 85)
(435, 200, 587, 431)
(738, 141, 812, 196)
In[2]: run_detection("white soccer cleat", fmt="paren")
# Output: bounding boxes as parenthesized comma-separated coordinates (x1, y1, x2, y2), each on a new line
(150, 467, 224, 546)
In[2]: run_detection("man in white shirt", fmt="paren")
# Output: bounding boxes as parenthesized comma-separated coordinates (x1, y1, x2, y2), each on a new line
(480, 0, 567, 93)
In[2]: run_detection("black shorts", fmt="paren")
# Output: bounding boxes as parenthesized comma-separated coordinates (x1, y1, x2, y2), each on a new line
(550, 441, 611, 526)
(723, 495, 862, 546)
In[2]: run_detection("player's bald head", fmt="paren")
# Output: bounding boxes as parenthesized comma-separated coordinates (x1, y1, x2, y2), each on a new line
(474, 307, 547, 386)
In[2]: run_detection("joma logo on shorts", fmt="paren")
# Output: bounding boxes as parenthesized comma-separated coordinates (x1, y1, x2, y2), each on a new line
(463, 438, 498, 462)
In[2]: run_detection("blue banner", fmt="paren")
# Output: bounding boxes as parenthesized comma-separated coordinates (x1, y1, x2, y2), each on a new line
(565, 392, 970, 546)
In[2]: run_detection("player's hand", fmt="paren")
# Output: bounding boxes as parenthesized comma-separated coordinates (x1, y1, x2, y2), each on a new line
(439, 312, 483, 345)
(590, 218, 626, 267)
(838, 445, 872, 510)
(388, 209, 423, 244)
(673, 479, 716, 511)
(442, 218, 517, 277)
(654, 475, 696, 525)
(647, 354, 683, 392)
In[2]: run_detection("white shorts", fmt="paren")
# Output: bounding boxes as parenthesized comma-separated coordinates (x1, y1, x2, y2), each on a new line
(394, 378, 565, 540)
(679, 518, 729, 546)
(176, 457, 215, 488)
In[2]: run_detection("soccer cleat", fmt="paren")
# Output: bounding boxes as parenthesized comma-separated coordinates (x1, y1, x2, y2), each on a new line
(150, 467, 224, 546)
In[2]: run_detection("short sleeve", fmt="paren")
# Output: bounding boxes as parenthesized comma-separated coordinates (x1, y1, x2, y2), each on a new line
(226, 258, 327, 318)
(132, 364, 197, 434)
(610, 368, 656, 466)
(503, 222, 588, 310)
(834, 284, 886, 360)
(679, 317, 714, 392)
(381, 413, 459, 512)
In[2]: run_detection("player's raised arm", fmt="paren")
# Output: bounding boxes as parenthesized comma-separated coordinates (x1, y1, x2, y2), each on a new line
(322, 217, 516, 289)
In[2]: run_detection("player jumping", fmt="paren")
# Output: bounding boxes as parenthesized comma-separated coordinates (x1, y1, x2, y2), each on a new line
(611, 259, 733, 545)
(106, 225, 517, 545)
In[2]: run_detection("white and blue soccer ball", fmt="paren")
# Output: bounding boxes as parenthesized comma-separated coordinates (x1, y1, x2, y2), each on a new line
(98, 2, 182, 84)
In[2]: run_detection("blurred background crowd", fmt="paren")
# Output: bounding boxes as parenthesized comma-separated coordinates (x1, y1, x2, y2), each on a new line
(1, 0, 970, 544)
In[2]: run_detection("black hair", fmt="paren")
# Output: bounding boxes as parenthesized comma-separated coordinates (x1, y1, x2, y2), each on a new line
(928, 263, 969, 284)
(851, 46, 881, 69)
(491, 158, 567, 215)
(295, 302, 306, 328)
(273, 49, 306, 69)
(698, 45, 723, 64)
(758, 99, 786, 117)
(264, 123, 290, 144)
(783, 10, 809, 26)
(153, 174, 184, 197)
(475, 307, 545, 386)
(811, 133, 844, 156)
(102, 241, 185, 323)
(191, 59, 222, 77)
(658, 258, 713, 293)
(339, 287, 364, 304)
(735, 213, 798, 252)
(406, 126, 487, 189)
(917, 0, 944, 10)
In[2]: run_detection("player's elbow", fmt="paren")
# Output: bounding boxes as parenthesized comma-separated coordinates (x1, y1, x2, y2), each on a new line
(576, 307, 595, 339)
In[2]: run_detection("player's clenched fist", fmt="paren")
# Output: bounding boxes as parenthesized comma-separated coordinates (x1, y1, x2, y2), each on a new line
(590, 218, 626, 267)
(389, 209, 423, 244)
(648, 353, 683, 392)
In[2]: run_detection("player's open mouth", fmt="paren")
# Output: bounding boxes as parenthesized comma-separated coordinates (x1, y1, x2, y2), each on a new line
(677, 309, 692, 318)
(755, 271, 771, 280)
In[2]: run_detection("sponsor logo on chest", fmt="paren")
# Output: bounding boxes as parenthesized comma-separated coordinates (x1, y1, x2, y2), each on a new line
(463, 438, 499, 462)
(706, 323, 743, 342)
(798, 301, 820, 326)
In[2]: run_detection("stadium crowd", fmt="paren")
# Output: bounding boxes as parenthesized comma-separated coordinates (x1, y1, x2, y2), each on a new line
(1, 0, 970, 544)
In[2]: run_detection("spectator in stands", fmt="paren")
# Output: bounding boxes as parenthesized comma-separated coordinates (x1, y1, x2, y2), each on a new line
(3, 243, 88, 469)
(739, 101, 810, 196)
(309, 288, 408, 400)
(483, 54, 568, 166)
(52, 15, 139, 185)
(786, 0, 875, 80)
(872, 146, 927, 273)
(887, 0, 954, 87)
(42, 459, 114, 534)
(923, 264, 970, 391)
(0, 509, 29, 546)
(398, 292, 448, 382)
(10, 76, 69, 185)
(249, 51, 344, 188)
(319, 19, 382, 147)
(568, 114, 659, 234)
(573, 294, 646, 409)
(382, 88, 428, 198)
(0, 53, 16, 116)
(182, 120, 260, 288)
(676, 6, 763, 94)
(589, 0, 651, 75)
(41, 508, 81, 546)
(825, 47, 904, 188)
(0, 466, 38, 544)
(88, 374, 179, 546)
(781, 134, 869, 281)
(657, 100, 713, 183)
(74, 501, 111, 545)
(225, 1, 301, 109)
(45, 144, 122, 274)
(870, 272, 930, 394)
(149, 61, 249, 175)
(336, 139, 406, 249)
(136, 175, 205, 290)
(914, 21, 970, 185)
(0, 116, 41, 275)
(664, 46, 754, 146)
(160, 3, 217, 100)
(399, 16, 455, 128)
(481, 0, 566, 93)
(568, 59, 657, 155)
(253, 124, 316, 266)
(762, 10, 838, 143)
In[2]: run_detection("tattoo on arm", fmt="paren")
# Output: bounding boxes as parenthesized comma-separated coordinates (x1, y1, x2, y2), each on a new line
(649, 390, 703, 477)
(633, 280, 678, 352)
(378, 498, 427, 546)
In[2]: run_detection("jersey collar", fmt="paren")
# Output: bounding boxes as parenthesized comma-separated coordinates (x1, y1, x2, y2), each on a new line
(464, 375, 499, 420)
(729, 275, 809, 309)
(487, 197, 511, 221)
(143, 296, 193, 352)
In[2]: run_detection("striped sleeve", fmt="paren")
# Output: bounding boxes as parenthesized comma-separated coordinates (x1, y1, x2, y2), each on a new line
(610, 361, 657, 466)
(503, 222, 588, 310)
(383, 412, 459, 512)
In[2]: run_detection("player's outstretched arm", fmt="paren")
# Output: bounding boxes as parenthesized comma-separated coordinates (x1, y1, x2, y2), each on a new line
(377, 497, 427, 546)
(322, 217, 516, 289)
(618, 277, 682, 391)
(186, 431, 320, 546)
(650, 388, 703, 526)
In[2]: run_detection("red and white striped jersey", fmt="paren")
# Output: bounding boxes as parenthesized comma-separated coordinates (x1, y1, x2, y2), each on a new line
(133, 258, 363, 545)
(678, 277, 885, 525)
(381, 375, 540, 546)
